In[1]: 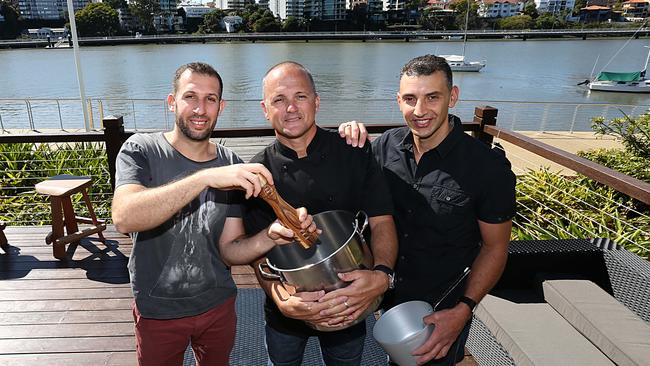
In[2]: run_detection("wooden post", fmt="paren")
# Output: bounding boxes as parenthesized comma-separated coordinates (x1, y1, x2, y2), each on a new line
(473, 106, 498, 146)
(0, 221, 7, 253)
(103, 116, 126, 190)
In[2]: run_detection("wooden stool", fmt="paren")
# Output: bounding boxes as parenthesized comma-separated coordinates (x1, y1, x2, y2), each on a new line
(0, 221, 8, 253)
(35, 175, 106, 259)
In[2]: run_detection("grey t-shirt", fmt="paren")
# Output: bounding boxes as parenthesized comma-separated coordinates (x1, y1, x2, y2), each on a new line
(115, 132, 243, 319)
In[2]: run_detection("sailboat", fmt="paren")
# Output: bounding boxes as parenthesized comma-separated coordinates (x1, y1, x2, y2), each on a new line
(584, 47, 650, 93)
(440, 0, 486, 72)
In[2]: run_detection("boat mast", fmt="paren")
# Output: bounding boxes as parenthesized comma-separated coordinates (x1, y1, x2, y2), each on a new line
(590, 54, 600, 79)
(462, 0, 470, 58)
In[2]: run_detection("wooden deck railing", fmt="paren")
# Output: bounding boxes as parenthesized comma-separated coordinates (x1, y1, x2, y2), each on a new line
(2, 105, 649, 205)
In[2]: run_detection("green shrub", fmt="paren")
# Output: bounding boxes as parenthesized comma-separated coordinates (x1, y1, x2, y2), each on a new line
(512, 169, 649, 257)
(591, 111, 650, 160)
(0, 142, 112, 225)
(578, 148, 650, 183)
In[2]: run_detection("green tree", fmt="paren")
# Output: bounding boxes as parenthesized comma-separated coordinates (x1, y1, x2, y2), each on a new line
(535, 12, 565, 29)
(129, 0, 160, 33)
(448, 0, 481, 30)
(0, 1, 21, 39)
(405, 0, 428, 10)
(197, 9, 225, 33)
(497, 14, 534, 29)
(523, 1, 539, 18)
(572, 0, 586, 15)
(236, 5, 280, 32)
(418, 8, 455, 30)
(252, 11, 281, 32)
(104, 0, 127, 10)
(282, 16, 302, 32)
(612, 0, 624, 11)
(75, 3, 120, 36)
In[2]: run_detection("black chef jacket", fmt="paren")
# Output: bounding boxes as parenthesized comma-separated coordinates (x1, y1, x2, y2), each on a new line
(244, 126, 394, 336)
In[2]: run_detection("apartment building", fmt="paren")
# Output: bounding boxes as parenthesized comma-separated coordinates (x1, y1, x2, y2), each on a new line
(622, 0, 649, 20)
(478, 0, 524, 17)
(269, 0, 304, 19)
(348, 0, 382, 13)
(18, 0, 90, 20)
(227, 0, 255, 9)
(533, 0, 576, 14)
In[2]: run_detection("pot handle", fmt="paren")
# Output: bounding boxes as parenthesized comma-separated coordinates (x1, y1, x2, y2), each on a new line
(354, 211, 369, 236)
(258, 262, 282, 281)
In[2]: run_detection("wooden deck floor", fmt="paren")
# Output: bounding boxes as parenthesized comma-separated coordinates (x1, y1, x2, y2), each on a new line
(0, 226, 476, 366)
(0, 225, 257, 365)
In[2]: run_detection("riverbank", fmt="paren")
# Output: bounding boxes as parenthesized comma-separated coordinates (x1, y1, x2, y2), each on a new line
(1, 28, 648, 49)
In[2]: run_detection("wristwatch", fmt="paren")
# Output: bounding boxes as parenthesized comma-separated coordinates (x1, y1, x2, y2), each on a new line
(373, 264, 396, 290)
(458, 295, 477, 313)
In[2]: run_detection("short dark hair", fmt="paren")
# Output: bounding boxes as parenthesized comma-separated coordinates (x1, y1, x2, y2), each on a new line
(400, 55, 453, 91)
(263, 61, 317, 95)
(172, 62, 224, 99)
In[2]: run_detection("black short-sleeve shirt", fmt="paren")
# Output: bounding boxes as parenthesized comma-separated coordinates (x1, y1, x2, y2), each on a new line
(244, 126, 393, 335)
(372, 115, 516, 310)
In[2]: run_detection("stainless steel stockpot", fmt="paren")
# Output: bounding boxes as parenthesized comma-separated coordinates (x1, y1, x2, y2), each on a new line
(258, 210, 380, 331)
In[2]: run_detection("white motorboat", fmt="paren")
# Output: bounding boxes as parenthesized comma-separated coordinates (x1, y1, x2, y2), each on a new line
(585, 47, 650, 93)
(440, 54, 486, 72)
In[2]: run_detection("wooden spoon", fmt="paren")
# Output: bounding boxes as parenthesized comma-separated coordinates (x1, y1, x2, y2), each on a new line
(257, 174, 318, 249)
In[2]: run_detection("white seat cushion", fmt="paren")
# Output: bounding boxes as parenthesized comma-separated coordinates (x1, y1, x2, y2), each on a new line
(543, 280, 650, 366)
(476, 294, 614, 366)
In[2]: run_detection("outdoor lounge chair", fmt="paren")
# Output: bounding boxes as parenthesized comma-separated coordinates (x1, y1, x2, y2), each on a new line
(466, 238, 650, 366)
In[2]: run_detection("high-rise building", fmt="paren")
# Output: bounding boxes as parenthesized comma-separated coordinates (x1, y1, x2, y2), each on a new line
(18, 0, 100, 20)
(269, 0, 304, 19)
(159, 0, 176, 13)
(320, 0, 346, 19)
(227, 0, 255, 9)
(305, 0, 322, 18)
(347, 0, 382, 13)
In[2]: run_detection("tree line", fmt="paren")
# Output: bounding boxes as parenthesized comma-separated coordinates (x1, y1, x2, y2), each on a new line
(0, 0, 640, 39)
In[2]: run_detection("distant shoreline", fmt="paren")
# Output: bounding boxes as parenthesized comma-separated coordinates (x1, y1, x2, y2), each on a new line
(1, 28, 648, 49)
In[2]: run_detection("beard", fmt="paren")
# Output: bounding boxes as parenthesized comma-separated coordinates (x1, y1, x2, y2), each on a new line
(175, 114, 215, 141)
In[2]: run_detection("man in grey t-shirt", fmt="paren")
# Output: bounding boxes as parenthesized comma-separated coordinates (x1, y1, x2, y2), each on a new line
(112, 62, 316, 366)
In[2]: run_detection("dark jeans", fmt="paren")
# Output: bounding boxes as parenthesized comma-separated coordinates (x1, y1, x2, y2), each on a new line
(265, 322, 366, 366)
(389, 320, 472, 366)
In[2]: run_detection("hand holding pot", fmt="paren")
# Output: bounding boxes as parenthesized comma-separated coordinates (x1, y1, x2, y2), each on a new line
(270, 282, 344, 324)
(412, 305, 472, 364)
(317, 269, 388, 327)
(266, 207, 319, 246)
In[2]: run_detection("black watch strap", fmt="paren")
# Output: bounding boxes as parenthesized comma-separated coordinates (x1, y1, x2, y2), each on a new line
(458, 295, 477, 312)
(373, 265, 395, 290)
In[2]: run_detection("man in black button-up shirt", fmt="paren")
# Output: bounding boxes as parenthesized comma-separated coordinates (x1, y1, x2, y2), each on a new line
(244, 61, 398, 366)
(344, 55, 516, 365)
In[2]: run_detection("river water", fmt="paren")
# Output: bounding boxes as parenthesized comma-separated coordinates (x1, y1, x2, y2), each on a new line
(1, 38, 650, 131)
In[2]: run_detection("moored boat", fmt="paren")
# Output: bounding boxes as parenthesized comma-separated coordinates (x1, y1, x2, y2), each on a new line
(586, 47, 650, 93)
(441, 54, 486, 72)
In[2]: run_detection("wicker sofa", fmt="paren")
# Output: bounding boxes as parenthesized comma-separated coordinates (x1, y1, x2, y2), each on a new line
(466, 238, 650, 365)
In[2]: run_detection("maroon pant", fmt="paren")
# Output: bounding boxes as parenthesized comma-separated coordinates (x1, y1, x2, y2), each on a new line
(132, 296, 237, 366)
